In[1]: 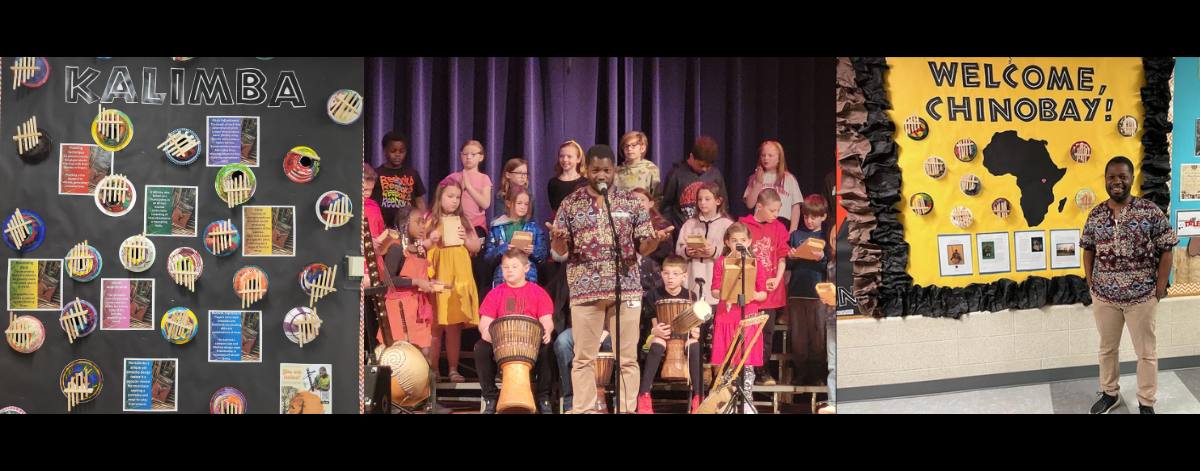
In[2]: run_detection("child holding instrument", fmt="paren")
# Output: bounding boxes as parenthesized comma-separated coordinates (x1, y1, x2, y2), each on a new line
(425, 181, 483, 383)
(786, 194, 831, 387)
(376, 207, 437, 354)
(473, 249, 556, 414)
(637, 256, 704, 414)
(710, 222, 767, 411)
(738, 188, 790, 386)
(484, 185, 548, 287)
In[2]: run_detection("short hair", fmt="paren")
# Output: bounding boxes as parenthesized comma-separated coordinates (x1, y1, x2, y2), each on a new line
(382, 132, 407, 149)
(802, 194, 828, 218)
(662, 255, 687, 273)
(1106, 156, 1135, 175)
(501, 248, 530, 265)
(621, 131, 648, 151)
(756, 188, 782, 206)
(690, 136, 719, 164)
(585, 144, 616, 166)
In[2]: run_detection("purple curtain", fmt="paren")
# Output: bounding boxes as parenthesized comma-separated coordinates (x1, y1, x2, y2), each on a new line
(366, 57, 834, 220)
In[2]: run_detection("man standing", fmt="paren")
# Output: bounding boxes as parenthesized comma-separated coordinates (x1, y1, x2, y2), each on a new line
(1083, 156, 1177, 414)
(547, 145, 673, 413)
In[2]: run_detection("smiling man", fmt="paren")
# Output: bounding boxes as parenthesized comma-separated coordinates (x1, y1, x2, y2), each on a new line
(1082, 156, 1177, 414)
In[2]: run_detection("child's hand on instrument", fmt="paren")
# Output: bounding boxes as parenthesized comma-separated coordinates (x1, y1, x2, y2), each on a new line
(456, 225, 467, 242)
(652, 322, 671, 340)
(429, 229, 441, 245)
(415, 279, 433, 293)
(521, 244, 534, 255)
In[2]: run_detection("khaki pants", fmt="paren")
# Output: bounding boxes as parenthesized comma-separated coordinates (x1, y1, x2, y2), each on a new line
(1093, 297, 1158, 407)
(570, 299, 641, 413)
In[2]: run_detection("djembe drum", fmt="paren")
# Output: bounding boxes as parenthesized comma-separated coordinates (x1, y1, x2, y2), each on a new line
(374, 341, 431, 408)
(489, 316, 543, 414)
(594, 351, 615, 413)
(654, 299, 690, 382)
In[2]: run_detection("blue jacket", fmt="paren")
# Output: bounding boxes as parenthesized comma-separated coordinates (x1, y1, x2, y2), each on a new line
(483, 216, 549, 287)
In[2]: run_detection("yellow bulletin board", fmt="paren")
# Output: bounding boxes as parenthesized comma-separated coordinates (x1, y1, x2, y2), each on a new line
(886, 57, 1145, 287)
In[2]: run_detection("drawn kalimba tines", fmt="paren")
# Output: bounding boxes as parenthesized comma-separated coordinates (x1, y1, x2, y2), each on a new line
(328, 90, 363, 123)
(909, 193, 933, 216)
(223, 174, 252, 208)
(96, 105, 127, 143)
(209, 220, 237, 254)
(10, 57, 38, 90)
(992, 198, 1012, 219)
(323, 196, 353, 230)
(5, 208, 33, 250)
(60, 298, 90, 344)
(66, 241, 94, 278)
(1076, 189, 1097, 210)
(164, 311, 196, 342)
(951, 206, 974, 229)
(64, 372, 94, 413)
(960, 174, 981, 196)
(1071, 141, 1092, 164)
(171, 255, 199, 292)
(238, 272, 267, 308)
(97, 174, 131, 206)
(924, 156, 946, 179)
(293, 310, 323, 348)
(124, 235, 151, 267)
(954, 138, 977, 162)
(904, 115, 928, 139)
(158, 129, 200, 159)
(6, 313, 36, 352)
(13, 116, 41, 155)
(307, 264, 338, 308)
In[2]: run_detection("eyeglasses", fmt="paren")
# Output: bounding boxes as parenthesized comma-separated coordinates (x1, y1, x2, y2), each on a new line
(508, 171, 528, 176)
(623, 143, 643, 149)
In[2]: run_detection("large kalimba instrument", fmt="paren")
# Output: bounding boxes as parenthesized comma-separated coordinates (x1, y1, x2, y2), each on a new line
(490, 315, 544, 414)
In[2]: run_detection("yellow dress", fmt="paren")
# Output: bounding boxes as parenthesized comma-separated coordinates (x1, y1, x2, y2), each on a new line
(427, 244, 480, 326)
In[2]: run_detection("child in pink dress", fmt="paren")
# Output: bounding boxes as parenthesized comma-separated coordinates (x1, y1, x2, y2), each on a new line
(709, 222, 767, 413)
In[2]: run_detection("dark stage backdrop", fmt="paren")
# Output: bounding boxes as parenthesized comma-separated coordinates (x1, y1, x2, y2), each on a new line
(367, 57, 835, 220)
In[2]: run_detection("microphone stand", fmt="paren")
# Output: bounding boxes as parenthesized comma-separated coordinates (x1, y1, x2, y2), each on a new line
(733, 245, 754, 414)
(600, 184, 625, 413)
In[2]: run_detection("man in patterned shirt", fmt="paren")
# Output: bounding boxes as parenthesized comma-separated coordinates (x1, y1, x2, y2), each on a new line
(1083, 156, 1177, 415)
(547, 144, 674, 413)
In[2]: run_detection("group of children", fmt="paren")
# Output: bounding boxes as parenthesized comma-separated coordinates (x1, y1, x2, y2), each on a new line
(364, 130, 833, 414)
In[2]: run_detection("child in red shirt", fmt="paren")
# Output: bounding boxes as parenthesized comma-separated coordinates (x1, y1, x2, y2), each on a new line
(736, 188, 790, 385)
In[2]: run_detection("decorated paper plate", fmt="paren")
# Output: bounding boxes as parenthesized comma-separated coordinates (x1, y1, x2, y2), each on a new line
(1076, 188, 1098, 210)
(59, 359, 103, 405)
(923, 156, 946, 179)
(315, 190, 353, 229)
(1070, 141, 1091, 163)
(1117, 115, 1138, 137)
(950, 206, 974, 229)
(159, 128, 202, 165)
(953, 138, 977, 162)
(6, 313, 45, 354)
(160, 307, 199, 345)
(299, 263, 332, 296)
(167, 247, 204, 291)
(210, 387, 247, 414)
(0, 406, 26, 414)
(909, 193, 933, 216)
(283, 146, 320, 183)
(60, 298, 99, 341)
(203, 219, 241, 256)
(90, 106, 133, 152)
(13, 115, 52, 163)
(904, 115, 929, 140)
(3, 208, 46, 252)
(215, 164, 256, 207)
(283, 306, 322, 346)
(11, 57, 50, 88)
(959, 174, 982, 196)
(119, 234, 157, 272)
(992, 198, 1013, 219)
(327, 89, 363, 125)
(94, 174, 137, 217)
(65, 241, 103, 282)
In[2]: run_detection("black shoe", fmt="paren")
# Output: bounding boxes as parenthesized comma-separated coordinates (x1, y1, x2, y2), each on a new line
(1089, 392, 1120, 414)
(538, 399, 554, 414)
(482, 398, 497, 414)
(1139, 405, 1155, 414)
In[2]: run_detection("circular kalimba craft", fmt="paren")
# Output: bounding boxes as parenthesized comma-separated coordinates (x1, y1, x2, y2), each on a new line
(300, 263, 339, 308)
(233, 266, 269, 308)
(203, 219, 241, 257)
(283, 146, 321, 183)
(119, 234, 157, 272)
(3, 208, 46, 253)
(6, 313, 45, 353)
(909, 193, 934, 216)
(215, 164, 257, 208)
(1070, 140, 1092, 164)
(160, 307, 199, 345)
(960, 174, 982, 196)
(65, 240, 103, 282)
(904, 115, 929, 140)
(327, 89, 363, 125)
(167, 247, 204, 292)
(924, 156, 946, 179)
(0, 406, 26, 414)
(90, 105, 133, 152)
(10, 57, 50, 89)
(210, 387, 247, 414)
(158, 128, 202, 166)
(1076, 188, 1097, 211)
(13, 114, 52, 163)
(315, 190, 354, 230)
(283, 307, 323, 348)
(60, 359, 103, 413)
(59, 298, 98, 344)
(992, 198, 1013, 219)
(94, 174, 137, 217)
(954, 138, 978, 162)
(1117, 115, 1139, 137)
(950, 206, 974, 229)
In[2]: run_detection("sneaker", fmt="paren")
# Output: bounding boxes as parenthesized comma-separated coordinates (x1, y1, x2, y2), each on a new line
(636, 392, 654, 414)
(1139, 405, 1155, 414)
(1089, 392, 1120, 414)
(537, 399, 554, 415)
(482, 398, 497, 414)
(690, 394, 702, 414)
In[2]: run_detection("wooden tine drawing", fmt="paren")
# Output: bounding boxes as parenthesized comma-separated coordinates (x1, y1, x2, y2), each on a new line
(329, 91, 362, 122)
(59, 298, 89, 344)
(209, 219, 236, 254)
(66, 241, 93, 278)
(5, 208, 32, 250)
(10, 57, 37, 90)
(13, 116, 41, 154)
(223, 174, 251, 208)
(308, 264, 338, 308)
(157, 130, 198, 158)
(64, 372, 93, 413)
(323, 196, 353, 230)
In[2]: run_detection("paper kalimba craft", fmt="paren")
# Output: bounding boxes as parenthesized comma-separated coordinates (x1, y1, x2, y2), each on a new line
(215, 164, 256, 208)
(441, 216, 465, 247)
(65, 240, 103, 282)
(94, 174, 137, 217)
(158, 128, 202, 166)
(91, 105, 133, 152)
(327, 89, 363, 125)
(167, 247, 204, 292)
(11, 57, 50, 90)
(210, 387, 247, 414)
(300, 263, 338, 308)
(234, 266, 268, 308)
(992, 198, 1013, 219)
(719, 255, 757, 305)
(1118, 115, 1138, 137)
(910, 193, 933, 216)
(203, 219, 240, 257)
(4, 208, 46, 252)
(6, 312, 45, 353)
(284, 146, 321, 183)
(316, 190, 353, 230)
(954, 138, 977, 162)
(923, 156, 946, 179)
(960, 174, 982, 196)
(283, 307, 323, 348)
(1070, 140, 1092, 164)
(59, 298, 98, 344)
(950, 206, 974, 229)
(120, 234, 156, 272)
(1076, 189, 1097, 211)
(160, 307, 198, 345)
(904, 115, 929, 140)
(12, 115, 51, 163)
(59, 359, 102, 413)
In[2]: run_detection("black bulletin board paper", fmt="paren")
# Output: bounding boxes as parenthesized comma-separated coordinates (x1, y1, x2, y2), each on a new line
(0, 57, 362, 413)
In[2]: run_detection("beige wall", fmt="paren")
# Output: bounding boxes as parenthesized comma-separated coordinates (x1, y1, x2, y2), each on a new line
(840, 298, 1200, 389)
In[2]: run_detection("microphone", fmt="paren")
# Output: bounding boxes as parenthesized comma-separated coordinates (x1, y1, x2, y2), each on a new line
(735, 244, 750, 256)
(596, 182, 609, 195)
(694, 277, 706, 287)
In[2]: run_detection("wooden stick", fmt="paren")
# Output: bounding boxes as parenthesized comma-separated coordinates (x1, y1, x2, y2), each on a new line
(323, 196, 353, 230)
(238, 272, 266, 308)
(329, 92, 362, 122)
(59, 298, 89, 344)
(224, 175, 251, 208)
(11, 57, 37, 90)
(165, 311, 193, 341)
(157, 131, 199, 158)
(294, 310, 322, 348)
(307, 264, 338, 307)
(5, 208, 32, 250)
(209, 220, 236, 254)
(13, 116, 41, 154)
